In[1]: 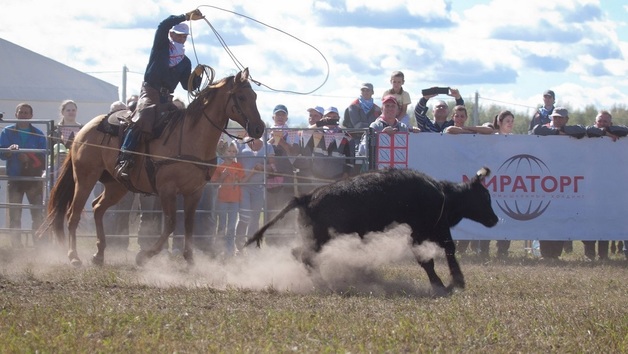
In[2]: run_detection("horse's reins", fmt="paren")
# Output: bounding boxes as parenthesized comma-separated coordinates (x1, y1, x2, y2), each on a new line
(187, 64, 253, 144)
(201, 79, 253, 143)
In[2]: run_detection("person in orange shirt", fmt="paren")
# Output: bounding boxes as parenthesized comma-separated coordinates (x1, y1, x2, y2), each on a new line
(211, 141, 245, 257)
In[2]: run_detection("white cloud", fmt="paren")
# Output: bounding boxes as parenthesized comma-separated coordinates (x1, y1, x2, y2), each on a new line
(2, 0, 627, 126)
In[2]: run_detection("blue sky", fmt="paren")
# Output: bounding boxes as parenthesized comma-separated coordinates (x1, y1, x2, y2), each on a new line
(2, 0, 627, 127)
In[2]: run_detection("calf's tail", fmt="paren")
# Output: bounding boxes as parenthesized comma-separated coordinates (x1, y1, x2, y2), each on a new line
(244, 196, 305, 248)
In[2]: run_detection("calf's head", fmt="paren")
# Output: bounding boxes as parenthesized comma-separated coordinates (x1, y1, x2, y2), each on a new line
(465, 167, 499, 227)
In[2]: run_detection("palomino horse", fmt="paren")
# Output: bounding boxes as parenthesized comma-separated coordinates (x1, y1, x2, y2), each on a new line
(40, 68, 265, 266)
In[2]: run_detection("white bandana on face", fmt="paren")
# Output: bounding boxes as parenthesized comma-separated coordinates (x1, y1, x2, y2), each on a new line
(169, 41, 185, 67)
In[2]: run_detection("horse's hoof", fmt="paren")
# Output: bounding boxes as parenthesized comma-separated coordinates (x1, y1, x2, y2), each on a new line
(92, 253, 104, 266)
(70, 258, 82, 267)
(183, 249, 194, 265)
(136, 250, 149, 266)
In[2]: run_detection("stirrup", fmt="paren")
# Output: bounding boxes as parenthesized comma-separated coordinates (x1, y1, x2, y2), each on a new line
(115, 160, 132, 180)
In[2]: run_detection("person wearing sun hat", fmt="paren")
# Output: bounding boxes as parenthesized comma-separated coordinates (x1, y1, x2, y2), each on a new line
(306, 106, 324, 127)
(115, 9, 206, 181)
(265, 104, 299, 238)
(295, 105, 354, 194)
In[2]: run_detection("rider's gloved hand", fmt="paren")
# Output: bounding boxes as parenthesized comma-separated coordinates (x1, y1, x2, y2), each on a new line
(185, 9, 204, 21)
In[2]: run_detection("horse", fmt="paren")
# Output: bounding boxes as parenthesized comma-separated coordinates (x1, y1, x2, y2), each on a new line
(39, 68, 265, 267)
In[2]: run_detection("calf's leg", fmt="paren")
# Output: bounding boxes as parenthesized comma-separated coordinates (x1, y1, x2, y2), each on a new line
(442, 238, 465, 289)
(415, 257, 448, 296)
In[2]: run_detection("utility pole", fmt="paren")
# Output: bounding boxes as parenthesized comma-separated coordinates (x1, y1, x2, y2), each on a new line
(473, 91, 479, 125)
(121, 65, 128, 102)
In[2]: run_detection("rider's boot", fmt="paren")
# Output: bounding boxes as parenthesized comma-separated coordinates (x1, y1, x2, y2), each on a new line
(115, 153, 135, 181)
(115, 126, 139, 181)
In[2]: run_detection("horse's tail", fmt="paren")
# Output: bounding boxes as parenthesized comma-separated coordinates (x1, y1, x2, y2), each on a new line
(38, 152, 75, 244)
(244, 195, 309, 248)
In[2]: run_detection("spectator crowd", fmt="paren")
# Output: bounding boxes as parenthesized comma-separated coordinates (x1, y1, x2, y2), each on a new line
(2, 80, 628, 263)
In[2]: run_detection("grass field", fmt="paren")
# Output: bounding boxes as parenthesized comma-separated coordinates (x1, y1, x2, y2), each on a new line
(1, 234, 626, 353)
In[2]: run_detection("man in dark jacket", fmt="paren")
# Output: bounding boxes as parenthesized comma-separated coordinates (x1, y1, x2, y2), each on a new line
(116, 9, 205, 180)
(532, 107, 586, 138)
(583, 110, 628, 260)
(585, 110, 628, 141)
(528, 89, 555, 131)
(531, 106, 585, 258)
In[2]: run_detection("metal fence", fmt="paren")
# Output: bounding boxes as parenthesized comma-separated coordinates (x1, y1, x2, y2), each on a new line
(0, 124, 374, 247)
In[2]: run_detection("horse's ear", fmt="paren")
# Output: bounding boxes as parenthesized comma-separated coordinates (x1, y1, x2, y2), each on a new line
(241, 68, 250, 82)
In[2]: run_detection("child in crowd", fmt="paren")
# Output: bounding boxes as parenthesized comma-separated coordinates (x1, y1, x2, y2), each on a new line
(382, 71, 412, 126)
(211, 141, 245, 257)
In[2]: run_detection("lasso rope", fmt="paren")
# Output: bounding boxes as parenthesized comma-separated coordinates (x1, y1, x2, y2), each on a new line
(187, 4, 330, 95)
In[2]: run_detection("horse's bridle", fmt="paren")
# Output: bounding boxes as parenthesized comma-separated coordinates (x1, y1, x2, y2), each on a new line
(202, 78, 252, 142)
(149, 76, 254, 193)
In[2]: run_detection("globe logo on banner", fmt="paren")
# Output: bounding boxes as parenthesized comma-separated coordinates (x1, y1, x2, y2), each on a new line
(492, 154, 551, 221)
(485, 154, 584, 221)
(489, 154, 584, 221)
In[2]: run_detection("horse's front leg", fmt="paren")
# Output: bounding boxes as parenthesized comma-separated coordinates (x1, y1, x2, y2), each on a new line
(136, 195, 177, 266)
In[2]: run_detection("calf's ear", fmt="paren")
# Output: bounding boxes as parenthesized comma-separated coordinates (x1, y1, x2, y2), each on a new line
(475, 167, 491, 182)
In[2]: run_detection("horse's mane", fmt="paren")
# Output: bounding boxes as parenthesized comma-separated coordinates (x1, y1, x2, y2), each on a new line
(186, 75, 234, 127)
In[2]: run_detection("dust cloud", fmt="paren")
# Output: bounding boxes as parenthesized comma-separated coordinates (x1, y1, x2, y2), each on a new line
(0, 225, 443, 296)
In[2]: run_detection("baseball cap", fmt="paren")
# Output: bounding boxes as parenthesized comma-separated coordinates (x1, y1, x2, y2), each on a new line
(109, 101, 127, 113)
(273, 104, 288, 114)
(543, 90, 555, 99)
(307, 106, 324, 116)
(323, 107, 339, 117)
(361, 83, 374, 91)
(171, 23, 189, 35)
(382, 95, 398, 105)
(550, 107, 568, 118)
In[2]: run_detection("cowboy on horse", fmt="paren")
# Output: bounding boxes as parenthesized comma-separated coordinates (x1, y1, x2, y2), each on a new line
(115, 9, 206, 180)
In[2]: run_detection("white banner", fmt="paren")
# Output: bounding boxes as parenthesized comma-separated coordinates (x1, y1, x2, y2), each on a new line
(402, 133, 628, 241)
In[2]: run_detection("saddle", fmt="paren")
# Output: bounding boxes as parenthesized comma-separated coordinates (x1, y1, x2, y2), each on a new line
(97, 109, 131, 136)
(97, 107, 187, 194)
(97, 105, 185, 142)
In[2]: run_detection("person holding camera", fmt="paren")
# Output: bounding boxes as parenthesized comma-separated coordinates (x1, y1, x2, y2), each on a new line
(414, 87, 465, 133)
(0, 103, 47, 248)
